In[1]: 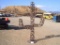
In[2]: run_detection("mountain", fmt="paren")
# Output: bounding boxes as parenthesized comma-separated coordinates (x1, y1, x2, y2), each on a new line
(1, 6, 45, 16)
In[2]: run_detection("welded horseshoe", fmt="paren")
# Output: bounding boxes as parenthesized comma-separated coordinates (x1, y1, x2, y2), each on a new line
(39, 13, 45, 26)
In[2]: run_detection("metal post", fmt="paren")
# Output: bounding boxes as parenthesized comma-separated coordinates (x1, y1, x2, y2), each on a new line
(29, 2, 36, 44)
(30, 14, 35, 44)
(39, 13, 44, 26)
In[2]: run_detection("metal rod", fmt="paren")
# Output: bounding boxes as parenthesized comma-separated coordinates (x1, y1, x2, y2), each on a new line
(39, 13, 44, 26)
(30, 2, 36, 43)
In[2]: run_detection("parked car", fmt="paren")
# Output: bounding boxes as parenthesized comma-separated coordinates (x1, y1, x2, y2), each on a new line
(0, 18, 10, 29)
(0, 14, 14, 17)
(43, 15, 53, 20)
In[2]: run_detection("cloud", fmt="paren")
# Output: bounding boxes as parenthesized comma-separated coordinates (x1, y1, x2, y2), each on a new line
(36, 5, 45, 8)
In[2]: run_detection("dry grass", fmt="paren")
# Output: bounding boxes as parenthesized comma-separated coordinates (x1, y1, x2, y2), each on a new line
(2, 6, 45, 15)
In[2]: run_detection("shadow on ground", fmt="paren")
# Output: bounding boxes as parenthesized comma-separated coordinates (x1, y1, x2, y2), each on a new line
(8, 25, 25, 30)
(0, 25, 26, 30)
(0, 24, 38, 30)
(0, 24, 40, 30)
(7, 24, 39, 30)
(35, 35, 60, 43)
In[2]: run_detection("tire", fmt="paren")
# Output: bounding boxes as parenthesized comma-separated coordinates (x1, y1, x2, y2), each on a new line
(2, 24, 8, 29)
(4, 24, 8, 29)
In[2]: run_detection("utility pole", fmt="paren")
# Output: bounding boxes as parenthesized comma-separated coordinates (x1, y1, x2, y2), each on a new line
(30, 2, 36, 44)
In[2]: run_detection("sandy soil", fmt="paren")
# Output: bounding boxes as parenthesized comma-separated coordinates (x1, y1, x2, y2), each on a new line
(0, 16, 60, 45)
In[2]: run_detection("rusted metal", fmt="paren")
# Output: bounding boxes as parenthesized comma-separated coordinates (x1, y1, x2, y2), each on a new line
(29, 2, 45, 43)
(19, 19, 23, 27)
(30, 2, 36, 43)
(39, 13, 45, 26)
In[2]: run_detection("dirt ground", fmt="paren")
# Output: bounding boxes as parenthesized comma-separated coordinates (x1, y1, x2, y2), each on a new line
(0, 17, 60, 45)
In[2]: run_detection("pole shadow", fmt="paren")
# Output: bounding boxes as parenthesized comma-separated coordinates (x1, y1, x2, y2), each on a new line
(35, 35, 60, 43)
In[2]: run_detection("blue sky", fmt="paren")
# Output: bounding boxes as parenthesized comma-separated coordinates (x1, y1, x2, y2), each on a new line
(0, 0, 60, 12)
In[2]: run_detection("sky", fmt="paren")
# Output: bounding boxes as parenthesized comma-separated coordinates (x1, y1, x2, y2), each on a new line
(0, 0, 60, 12)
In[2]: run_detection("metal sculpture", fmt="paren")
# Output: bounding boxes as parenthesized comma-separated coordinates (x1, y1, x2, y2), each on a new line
(19, 19, 23, 27)
(30, 2, 45, 44)
(39, 13, 45, 26)
(30, 2, 36, 43)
